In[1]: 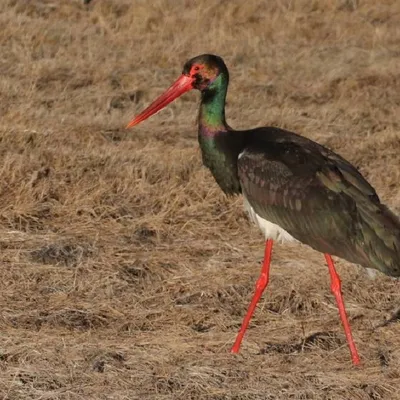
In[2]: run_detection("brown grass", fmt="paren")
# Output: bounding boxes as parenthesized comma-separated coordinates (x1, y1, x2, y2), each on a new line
(0, 0, 399, 398)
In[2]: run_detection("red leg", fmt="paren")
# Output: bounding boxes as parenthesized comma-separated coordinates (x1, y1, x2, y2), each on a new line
(231, 239, 273, 353)
(324, 254, 360, 365)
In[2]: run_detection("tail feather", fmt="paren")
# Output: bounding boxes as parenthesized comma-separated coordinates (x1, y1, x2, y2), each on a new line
(335, 176, 400, 276)
(356, 201, 400, 277)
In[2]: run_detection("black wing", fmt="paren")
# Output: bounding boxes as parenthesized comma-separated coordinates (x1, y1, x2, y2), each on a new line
(238, 127, 400, 275)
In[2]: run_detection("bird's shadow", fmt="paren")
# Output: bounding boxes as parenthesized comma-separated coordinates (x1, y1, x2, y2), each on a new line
(374, 306, 400, 329)
(259, 331, 343, 355)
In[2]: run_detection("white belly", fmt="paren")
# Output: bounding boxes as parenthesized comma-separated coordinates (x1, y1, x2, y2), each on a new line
(243, 195, 297, 243)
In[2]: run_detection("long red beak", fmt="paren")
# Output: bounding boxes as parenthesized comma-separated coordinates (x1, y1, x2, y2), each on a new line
(126, 74, 194, 129)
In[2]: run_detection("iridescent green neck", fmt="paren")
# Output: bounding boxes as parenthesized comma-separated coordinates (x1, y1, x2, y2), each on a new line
(198, 73, 229, 135)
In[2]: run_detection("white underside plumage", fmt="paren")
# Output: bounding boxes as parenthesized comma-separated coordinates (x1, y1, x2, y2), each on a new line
(239, 150, 297, 244)
(244, 195, 380, 279)
(243, 195, 297, 243)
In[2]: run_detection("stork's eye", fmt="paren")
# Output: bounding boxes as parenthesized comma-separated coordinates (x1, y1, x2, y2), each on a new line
(194, 66, 200, 71)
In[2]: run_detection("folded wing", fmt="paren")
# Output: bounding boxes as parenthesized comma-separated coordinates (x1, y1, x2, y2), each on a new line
(238, 128, 400, 276)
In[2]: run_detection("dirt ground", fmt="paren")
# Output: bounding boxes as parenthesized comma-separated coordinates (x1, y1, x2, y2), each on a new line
(0, 0, 399, 399)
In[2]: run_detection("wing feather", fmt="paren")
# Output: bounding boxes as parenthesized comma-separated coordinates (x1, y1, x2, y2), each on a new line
(237, 129, 400, 275)
(237, 139, 369, 265)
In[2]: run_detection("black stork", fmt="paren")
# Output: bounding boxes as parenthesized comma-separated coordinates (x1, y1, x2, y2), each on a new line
(126, 54, 400, 365)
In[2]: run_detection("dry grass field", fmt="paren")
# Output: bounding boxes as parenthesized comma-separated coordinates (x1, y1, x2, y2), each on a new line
(0, 0, 399, 398)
